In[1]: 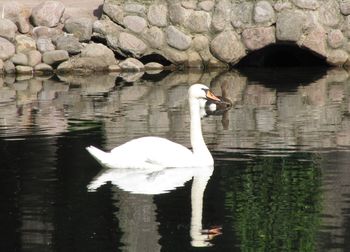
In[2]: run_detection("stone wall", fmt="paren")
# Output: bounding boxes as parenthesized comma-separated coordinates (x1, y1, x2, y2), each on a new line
(98, 0, 350, 68)
(2, 0, 350, 75)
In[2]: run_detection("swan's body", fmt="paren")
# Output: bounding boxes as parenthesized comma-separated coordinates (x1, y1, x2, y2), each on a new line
(86, 84, 220, 169)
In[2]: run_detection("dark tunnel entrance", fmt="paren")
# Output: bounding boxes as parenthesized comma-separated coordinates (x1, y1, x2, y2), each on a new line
(234, 44, 330, 90)
(235, 44, 329, 68)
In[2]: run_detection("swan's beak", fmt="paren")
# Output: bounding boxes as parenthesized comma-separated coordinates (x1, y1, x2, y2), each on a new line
(206, 90, 220, 102)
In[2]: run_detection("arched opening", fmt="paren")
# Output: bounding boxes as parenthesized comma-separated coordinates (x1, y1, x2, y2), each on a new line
(234, 44, 330, 90)
(139, 53, 172, 66)
(235, 44, 329, 68)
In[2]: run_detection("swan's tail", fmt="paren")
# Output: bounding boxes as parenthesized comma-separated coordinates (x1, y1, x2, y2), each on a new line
(86, 145, 112, 167)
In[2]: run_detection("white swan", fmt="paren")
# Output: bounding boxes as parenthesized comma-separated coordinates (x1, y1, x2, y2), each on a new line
(86, 84, 220, 169)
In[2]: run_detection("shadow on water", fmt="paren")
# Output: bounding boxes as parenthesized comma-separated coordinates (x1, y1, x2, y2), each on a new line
(1, 67, 350, 251)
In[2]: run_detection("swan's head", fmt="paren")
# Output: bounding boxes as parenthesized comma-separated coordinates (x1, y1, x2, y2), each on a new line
(189, 84, 220, 102)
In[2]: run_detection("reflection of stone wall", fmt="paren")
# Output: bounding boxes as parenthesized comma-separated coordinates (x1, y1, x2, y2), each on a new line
(0, 69, 350, 149)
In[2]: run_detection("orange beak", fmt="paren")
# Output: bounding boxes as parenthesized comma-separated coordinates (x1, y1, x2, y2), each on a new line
(206, 90, 221, 102)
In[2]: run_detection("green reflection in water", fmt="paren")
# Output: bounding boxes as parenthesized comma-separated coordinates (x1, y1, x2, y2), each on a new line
(223, 153, 322, 252)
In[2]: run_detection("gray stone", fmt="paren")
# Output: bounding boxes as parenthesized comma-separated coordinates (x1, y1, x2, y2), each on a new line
(291, 0, 319, 10)
(64, 17, 93, 42)
(81, 43, 117, 65)
(55, 35, 82, 54)
(32, 26, 63, 39)
(327, 49, 348, 66)
(148, 4, 168, 27)
(16, 65, 33, 74)
(144, 27, 164, 49)
(210, 30, 245, 64)
(274, 1, 293, 12)
(254, 1, 275, 25)
(166, 26, 192, 51)
(119, 58, 144, 72)
(301, 25, 327, 57)
(168, 3, 192, 25)
(163, 47, 188, 64)
(57, 56, 114, 73)
(124, 3, 146, 14)
(318, 0, 341, 27)
(182, 1, 197, 9)
(93, 19, 123, 39)
(193, 35, 209, 52)
(26, 50, 42, 67)
(276, 10, 306, 42)
(103, 1, 124, 24)
(198, 1, 215, 11)
(242, 27, 276, 50)
(119, 32, 148, 57)
(328, 29, 345, 49)
(43, 50, 69, 65)
(4, 60, 16, 74)
(2, 1, 31, 33)
(31, 0, 65, 27)
(212, 0, 232, 31)
(34, 63, 53, 74)
(123, 16, 147, 33)
(144, 62, 164, 70)
(340, 0, 350, 15)
(230, 2, 254, 29)
(0, 37, 16, 61)
(185, 11, 211, 33)
(187, 51, 203, 68)
(36, 37, 56, 53)
(11, 53, 28, 66)
(0, 19, 18, 41)
(15, 35, 37, 53)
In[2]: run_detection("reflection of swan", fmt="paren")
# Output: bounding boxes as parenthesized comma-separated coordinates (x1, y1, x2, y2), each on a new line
(88, 165, 221, 247)
(86, 84, 220, 169)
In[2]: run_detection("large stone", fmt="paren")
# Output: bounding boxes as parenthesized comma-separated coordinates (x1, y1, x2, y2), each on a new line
(168, 3, 192, 25)
(242, 27, 276, 50)
(187, 51, 203, 68)
(210, 30, 245, 64)
(123, 16, 147, 33)
(26, 50, 42, 67)
(4, 60, 16, 74)
(34, 63, 53, 73)
(212, 0, 232, 31)
(55, 35, 82, 54)
(328, 29, 345, 49)
(301, 25, 327, 57)
(119, 58, 144, 72)
(327, 49, 348, 66)
(93, 19, 123, 39)
(231, 2, 254, 29)
(163, 47, 188, 64)
(103, 1, 124, 24)
(276, 10, 306, 42)
(3, 1, 31, 33)
(340, 0, 350, 15)
(64, 17, 93, 42)
(15, 35, 36, 53)
(193, 35, 209, 52)
(291, 0, 319, 10)
(0, 19, 18, 41)
(57, 56, 114, 73)
(166, 26, 192, 51)
(11, 53, 28, 65)
(318, 0, 341, 27)
(144, 27, 164, 49)
(43, 50, 69, 65)
(31, 0, 65, 27)
(124, 3, 146, 14)
(254, 1, 275, 25)
(119, 32, 148, 57)
(185, 11, 211, 33)
(36, 37, 56, 53)
(80, 43, 117, 65)
(32, 26, 63, 39)
(15, 65, 33, 74)
(144, 62, 164, 70)
(148, 4, 168, 27)
(198, 1, 215, 11)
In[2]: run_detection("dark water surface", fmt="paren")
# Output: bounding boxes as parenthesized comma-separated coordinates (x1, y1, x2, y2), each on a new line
(1, 68, 350, 251)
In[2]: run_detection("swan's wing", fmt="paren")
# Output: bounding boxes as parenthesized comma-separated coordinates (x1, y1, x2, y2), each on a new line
(111, 136, 194, 168)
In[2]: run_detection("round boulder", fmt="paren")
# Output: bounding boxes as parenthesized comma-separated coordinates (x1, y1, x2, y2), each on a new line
(31, 1, 65, 27)
(64, 17, 93, 42)
(0, 38, 16, 61)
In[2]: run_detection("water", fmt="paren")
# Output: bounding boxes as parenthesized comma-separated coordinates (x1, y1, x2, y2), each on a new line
(0, 68, 350, 251)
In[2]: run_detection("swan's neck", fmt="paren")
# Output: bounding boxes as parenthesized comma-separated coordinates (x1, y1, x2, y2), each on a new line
(189, 98, 211, 161)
